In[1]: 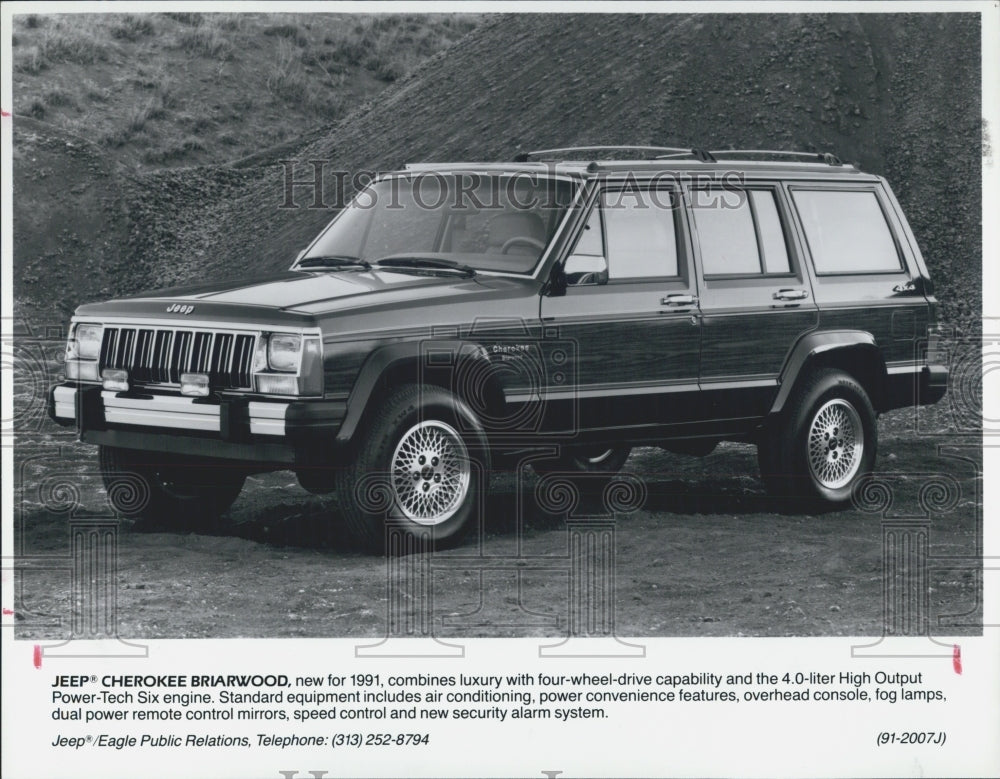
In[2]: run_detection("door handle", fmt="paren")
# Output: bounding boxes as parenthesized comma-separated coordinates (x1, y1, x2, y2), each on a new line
(661, 294, 698, 307)
(772, 288, 809, 301)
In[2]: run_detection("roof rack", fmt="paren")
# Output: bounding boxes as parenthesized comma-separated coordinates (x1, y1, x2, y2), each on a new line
(512, 146, 843, 167)
(512, 145, 701, 162)
(707, 149, 843, 166)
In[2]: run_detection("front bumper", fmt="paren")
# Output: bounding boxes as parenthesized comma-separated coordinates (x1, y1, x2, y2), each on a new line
(48, 384, 347, 465)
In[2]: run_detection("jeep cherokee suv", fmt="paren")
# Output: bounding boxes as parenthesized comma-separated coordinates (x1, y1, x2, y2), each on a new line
(49, 146, 949, 550)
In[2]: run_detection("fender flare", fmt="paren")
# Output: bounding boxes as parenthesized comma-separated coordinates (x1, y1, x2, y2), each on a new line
(769, 330, 886, 416)
(334, 340, 491, 444)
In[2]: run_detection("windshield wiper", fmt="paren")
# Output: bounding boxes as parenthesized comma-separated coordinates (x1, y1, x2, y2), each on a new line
(297, 255, 372, 270)
(372, 256, 476, 278)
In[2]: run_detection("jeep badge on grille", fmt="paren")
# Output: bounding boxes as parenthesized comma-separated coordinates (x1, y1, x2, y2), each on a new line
(166, 304, 194, 315)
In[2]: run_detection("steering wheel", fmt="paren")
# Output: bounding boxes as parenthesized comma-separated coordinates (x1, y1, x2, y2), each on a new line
(500, 236, 546, 254)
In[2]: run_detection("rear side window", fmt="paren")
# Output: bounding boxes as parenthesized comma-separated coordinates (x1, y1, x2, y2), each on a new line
(691, 189, 791, 276)
(791, 189, 902, 274)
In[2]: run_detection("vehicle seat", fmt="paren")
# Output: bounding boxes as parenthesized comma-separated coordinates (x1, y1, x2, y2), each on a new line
(485, 213, 547, 255)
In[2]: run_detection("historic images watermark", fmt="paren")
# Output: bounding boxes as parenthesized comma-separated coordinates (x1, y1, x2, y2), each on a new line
(274, 158, 748, 212)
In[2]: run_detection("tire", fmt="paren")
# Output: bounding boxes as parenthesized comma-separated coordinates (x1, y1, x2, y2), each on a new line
(757, 368, 877, 507)
(533, 444, 632, 477)
(532, 444, 632, 498)
(99, 446, 246, 529)
(333, 384, 489, 552)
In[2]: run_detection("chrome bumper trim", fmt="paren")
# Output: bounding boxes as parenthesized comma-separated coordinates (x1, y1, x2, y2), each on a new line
(53, 386, 77, 419)
(96, 392, 289, 436)
(248, 401, 287, 436)
(102, 391, 220, 432)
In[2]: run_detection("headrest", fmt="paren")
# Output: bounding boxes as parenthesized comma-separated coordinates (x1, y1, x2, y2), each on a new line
(486, 212, 546, 245)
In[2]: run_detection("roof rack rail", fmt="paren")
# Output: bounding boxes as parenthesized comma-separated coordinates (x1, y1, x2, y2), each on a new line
(654, 148, 717, 162)
(512, 145, 696, 162)
(707, 149, 843, 166)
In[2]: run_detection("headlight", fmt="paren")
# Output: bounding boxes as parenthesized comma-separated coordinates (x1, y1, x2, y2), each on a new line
(267, 334, 302, 372)
(66, 323, 103, 362)
(77, 325, 104, 360)
(252, 332, 323, 396)
(64, 323, 103, 381)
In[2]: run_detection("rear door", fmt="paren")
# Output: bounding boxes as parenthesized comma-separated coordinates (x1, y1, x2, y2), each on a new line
(539, 181, 702, 435)
(687, 182, 819, 426)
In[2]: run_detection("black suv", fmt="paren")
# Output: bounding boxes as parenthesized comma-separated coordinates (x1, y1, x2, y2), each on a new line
(49, 146, 948, 549)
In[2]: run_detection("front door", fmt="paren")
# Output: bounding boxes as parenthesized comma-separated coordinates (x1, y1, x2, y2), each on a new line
(539, 183, 702, 438)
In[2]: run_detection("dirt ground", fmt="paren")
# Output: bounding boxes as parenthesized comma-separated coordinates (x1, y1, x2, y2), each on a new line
(12, 404, 983, 640)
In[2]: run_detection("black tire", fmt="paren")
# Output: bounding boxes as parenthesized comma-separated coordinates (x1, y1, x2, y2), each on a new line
(532, 444, 632, 498)
(333, 384, 490, 552)
(533, 444, 632, 477)
(99, 446, 246, 529)
(757, 368, 877, 507)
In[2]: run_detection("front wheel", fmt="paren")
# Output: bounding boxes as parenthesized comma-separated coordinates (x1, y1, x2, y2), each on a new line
(757, 369, 877, 506)
(334, 384, 489, 552)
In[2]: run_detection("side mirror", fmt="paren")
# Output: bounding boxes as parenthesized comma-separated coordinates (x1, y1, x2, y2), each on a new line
(563, 254, 609, 286)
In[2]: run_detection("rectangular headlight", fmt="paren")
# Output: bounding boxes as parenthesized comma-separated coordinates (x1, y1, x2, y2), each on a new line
(268, 334, 302, 372)
(75, 324, 104, 361)
(66, 323, 103, 362)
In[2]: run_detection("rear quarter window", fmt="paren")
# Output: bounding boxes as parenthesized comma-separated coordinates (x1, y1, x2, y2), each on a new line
(791, 189, 902, 274)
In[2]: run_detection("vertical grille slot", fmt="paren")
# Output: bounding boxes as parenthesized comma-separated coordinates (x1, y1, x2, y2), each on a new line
(233, 334, 254, 389)
(210, 333, 234, 386)
(132, 329, 154, 383)
(170, 331, 192, 383)
(153, 330, 173, 384)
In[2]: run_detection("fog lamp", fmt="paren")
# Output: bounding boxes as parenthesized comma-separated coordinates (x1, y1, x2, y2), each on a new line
(180, 372, 210, 397)
(102, 368, 129, 392)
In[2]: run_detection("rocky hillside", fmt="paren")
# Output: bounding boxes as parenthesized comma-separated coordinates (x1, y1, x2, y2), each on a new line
(12, 12, 982, 331)
(11, 12, 479, 169)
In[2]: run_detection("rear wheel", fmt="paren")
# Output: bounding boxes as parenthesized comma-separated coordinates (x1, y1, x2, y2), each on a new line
(334, 384, 489, 552)
(757, 368, 877, 506)
(99, 446, 246, 529)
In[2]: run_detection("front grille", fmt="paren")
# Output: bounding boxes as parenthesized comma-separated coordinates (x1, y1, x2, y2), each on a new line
(100, 326, 256, 390)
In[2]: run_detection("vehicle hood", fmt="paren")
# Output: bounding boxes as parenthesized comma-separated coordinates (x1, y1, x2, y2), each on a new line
(73, 270, 539, 327)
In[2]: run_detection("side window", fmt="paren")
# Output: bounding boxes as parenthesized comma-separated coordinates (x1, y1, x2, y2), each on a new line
(564, 205, 608, 285)
(573, 206, 604, 257)
(791, 189, 902, 274)
(692, 188, 791, 276)
(602, 189, 679, 279)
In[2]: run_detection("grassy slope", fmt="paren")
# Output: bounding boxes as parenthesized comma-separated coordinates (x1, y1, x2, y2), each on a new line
(12, 12, 981, 332)
(10, 11, 479, 169)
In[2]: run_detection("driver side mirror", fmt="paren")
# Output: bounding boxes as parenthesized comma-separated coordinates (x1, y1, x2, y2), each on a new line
(563, 254, 609, 286)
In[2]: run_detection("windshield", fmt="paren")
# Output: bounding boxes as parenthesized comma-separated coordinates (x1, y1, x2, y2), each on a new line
(299, 173, 578, 274)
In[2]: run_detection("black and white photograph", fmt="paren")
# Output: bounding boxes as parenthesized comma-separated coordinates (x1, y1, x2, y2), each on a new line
(2, 2, 997, 777)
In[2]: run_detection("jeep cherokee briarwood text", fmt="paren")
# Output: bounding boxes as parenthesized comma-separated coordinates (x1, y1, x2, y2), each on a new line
(49, 146, 949, 551)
